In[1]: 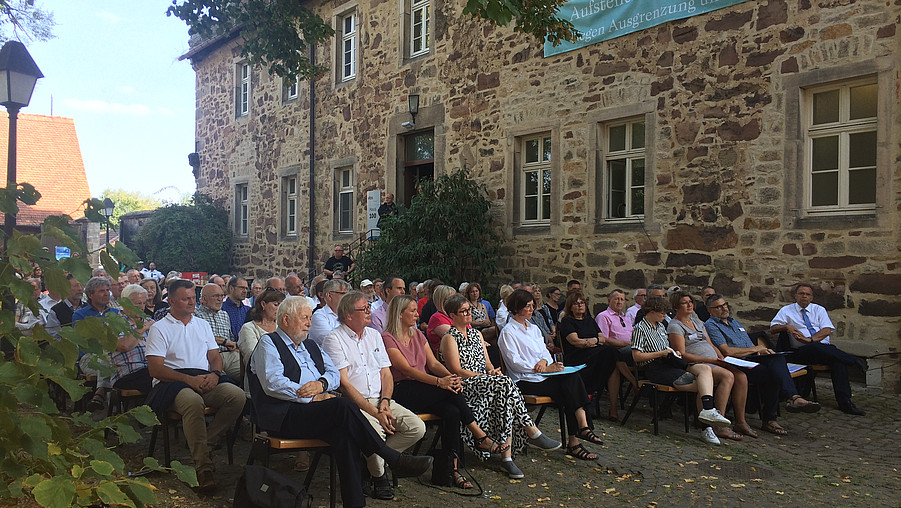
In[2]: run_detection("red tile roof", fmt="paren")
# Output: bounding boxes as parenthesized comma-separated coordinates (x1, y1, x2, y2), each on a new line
(0, 114, 91, 227)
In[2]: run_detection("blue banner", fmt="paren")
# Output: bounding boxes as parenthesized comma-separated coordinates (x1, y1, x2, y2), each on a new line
(544, 0, 751, 57)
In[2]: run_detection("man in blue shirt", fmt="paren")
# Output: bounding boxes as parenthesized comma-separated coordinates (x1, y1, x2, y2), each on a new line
(222, 277, 250, 339)
(73, 276, 120, 410)
(705, 293, 820, 436)
(248, 296, 431, 508)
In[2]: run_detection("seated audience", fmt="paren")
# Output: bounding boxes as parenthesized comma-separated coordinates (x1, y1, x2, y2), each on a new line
(140, 278, 168, 318)
(705, 293, 819, 436)
(145, 279, 246, 492)
(769, 283, 867, 416)
(594, 289, 638, 421)
(624, 288, 647, 326)
(439, 294, 561, 479)
(383, 295, 507, 489)
(73, 276, 119, 410)
(369, 276, 405, 333)
(425, 285, 456, 353)
(238, 288, 286, 373)
(494, 284, 514, 330)
(631, 296, 731, 445)
(110, 284, 153, 393)
(465, 282, 494, 339)
(307, 279, 349, 345)
(499, 289, 602, 461)
(540, 286, 562, 332)
(194, 283, 241, 381)
(223, 277, 251, 340)
(666, 291, 751, 441)
(45, 274, 83, 340)
(557, 291, 619, 416)
(247, 296, 431, 507)
(322, 291, 426, 500)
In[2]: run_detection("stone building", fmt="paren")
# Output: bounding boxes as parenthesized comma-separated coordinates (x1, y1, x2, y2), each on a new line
(180, 0, 900, 391)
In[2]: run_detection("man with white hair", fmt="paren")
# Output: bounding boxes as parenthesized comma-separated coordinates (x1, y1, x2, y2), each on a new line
(308, 279, 350, 345)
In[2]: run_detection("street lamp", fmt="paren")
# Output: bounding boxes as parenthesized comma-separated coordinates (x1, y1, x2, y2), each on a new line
(101, 198, 114, 246)
(0, 41, 43, 250)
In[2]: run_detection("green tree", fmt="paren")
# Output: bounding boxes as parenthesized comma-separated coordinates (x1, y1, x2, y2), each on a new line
(167, 0, 577, 81)
(0, 0, 54, 42)
(357, 169, 499, 286)
(0, 185, 194, 507)
(136, 192, 231, 275)
(99, 188, 162, 229)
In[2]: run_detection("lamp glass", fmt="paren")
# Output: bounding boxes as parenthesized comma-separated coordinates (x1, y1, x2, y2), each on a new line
(102, 198, 115, 218)
(0, 70, 38, 106)
(408, 94, 419, 115)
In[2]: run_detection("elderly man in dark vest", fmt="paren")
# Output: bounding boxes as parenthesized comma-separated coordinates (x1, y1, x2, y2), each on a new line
(247, 296, 432, 508)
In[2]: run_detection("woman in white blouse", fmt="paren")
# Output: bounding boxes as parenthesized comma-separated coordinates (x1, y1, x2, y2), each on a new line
(498, 289, 602, 461)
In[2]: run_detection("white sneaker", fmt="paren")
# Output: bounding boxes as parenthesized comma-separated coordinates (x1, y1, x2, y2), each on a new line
(698, 408, 731, 427)
(701, 426, 721, 445)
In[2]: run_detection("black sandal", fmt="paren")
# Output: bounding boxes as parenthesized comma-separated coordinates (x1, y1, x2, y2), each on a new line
(453, 470, 473, 489)
(474, 435, 510, 455)
(567, 443, 598, 461)
(575, 427, 604, 445)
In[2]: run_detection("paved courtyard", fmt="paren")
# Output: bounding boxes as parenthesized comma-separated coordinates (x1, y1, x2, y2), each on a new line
(132, 379, 900, 507)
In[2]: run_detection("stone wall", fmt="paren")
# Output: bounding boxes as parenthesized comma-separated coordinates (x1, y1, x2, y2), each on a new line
(189, 0, 900, 390)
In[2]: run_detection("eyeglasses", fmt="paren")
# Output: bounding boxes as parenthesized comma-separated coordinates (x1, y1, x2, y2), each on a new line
(330, 290, 348, 296)
(266, 286, 287, 293)
(208, 294, 226, 300)
(354, 305, 371, 313)
(456, 308, 471, 315)
(709, 302, 729, 310)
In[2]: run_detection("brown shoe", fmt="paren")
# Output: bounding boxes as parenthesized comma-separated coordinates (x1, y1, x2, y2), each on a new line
(196, 470, 216, 492)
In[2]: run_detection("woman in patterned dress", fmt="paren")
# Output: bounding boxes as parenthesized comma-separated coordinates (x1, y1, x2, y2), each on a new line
(439, 294, 561, 479)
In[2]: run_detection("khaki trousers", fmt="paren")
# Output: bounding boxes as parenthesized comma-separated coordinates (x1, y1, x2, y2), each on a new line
(220, 350, 241, 381)
(171, 382, 245, 474)
(361, 398, 425, 477)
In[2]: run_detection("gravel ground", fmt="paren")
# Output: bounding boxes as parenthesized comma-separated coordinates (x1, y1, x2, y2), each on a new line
(118, 379, 899, 507)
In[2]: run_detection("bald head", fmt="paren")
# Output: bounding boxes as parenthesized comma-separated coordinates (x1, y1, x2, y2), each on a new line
(286, 275, 303, 296)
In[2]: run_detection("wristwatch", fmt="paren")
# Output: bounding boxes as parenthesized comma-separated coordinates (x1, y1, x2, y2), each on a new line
(317, 377, 328, 392)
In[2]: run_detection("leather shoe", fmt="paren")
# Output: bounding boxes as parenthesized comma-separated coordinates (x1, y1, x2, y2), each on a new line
(854, 357, 868, 374)
(371, 473, 394, 500)
(196, 470, 216, 492)
(390, 454, 432, 478)
(839, 402, 866, 416)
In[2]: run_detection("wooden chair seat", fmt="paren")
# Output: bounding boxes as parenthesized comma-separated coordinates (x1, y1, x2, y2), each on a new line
(248, 430, 335, 508)
(522, 395, 567, 445)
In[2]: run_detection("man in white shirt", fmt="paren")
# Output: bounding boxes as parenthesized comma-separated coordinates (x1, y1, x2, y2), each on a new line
(624, 288, 647, 326)
(146, 280, 246, 491)
(368, 276, 405, 333)
(308, 279, 349, 345)
(322, 291, 425, 501)
(769, 283, 866, 415)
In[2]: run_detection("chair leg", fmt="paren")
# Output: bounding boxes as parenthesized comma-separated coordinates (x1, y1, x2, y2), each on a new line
(303, 451, 323, 489)
(809, 372, 819, 402)
(328, 453, 337, 508)
(556, 405, 567, 444)
(682, 392, 690, 433)
(650, 387, 659, 436)
(148, 425, 159, 460)
(621, 384, 647, 426)
(162, 420, 171, 467)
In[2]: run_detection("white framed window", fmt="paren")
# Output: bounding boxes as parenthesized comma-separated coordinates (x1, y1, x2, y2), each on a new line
(282, 176, 298, 236)
(605, 119, 645, 219)
(521, 135, 551, 224)
(235, 184, 249, 236)
(804, 79, 877, 213)
(340, 12, 356, 81)
(285, 78, 298, 101)
(410, 0, 430, 58)
(237, 63, 250, 117)
(337, 168, 354, 233)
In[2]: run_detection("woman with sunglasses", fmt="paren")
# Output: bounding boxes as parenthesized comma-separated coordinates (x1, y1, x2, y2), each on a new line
(439, 294, 561, 479)
(499, 289, 602, 461)
(383, 295, 508, 489)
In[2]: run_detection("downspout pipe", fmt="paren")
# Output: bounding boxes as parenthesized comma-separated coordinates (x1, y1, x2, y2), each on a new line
(307, 44, 317, 283)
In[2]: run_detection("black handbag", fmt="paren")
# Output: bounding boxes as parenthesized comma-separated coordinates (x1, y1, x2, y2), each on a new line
(233, 464, 311, 508)
(659, 352, 689, 371)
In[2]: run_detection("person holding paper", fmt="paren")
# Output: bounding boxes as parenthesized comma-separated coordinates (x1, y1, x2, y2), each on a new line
(704, 293, 820, 436)
(666, 291, 752, 441)
(499, 289, 601, 461)
(768, 283, 866, 416)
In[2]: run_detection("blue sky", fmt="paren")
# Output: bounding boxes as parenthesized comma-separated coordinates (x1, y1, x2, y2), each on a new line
(24, 1, 197, 202)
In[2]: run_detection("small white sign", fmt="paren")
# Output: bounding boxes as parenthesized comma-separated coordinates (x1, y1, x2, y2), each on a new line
(367, 190, 381, 239)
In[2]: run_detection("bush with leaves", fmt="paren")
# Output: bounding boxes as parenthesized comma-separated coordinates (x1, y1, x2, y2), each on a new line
(357, 169, 499, 286)
(0, 185, 195, 507)
(135, 192, 232, 275)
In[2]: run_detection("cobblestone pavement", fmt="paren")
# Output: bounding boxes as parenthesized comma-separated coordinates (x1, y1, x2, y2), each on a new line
(132, 380, 900, 507)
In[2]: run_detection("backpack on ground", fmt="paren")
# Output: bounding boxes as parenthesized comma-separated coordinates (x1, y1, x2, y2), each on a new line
(233, 464, 311, 508)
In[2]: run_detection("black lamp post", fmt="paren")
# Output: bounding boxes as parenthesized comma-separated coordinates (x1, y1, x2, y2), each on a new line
(101, 198, 114, 246)
(0, 41, 43, 251)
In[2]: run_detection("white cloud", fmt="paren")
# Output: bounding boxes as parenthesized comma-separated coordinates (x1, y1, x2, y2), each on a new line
(117, 86, 135, 94)
(97, 11, 120, 24)
(63, 98, 152, 116)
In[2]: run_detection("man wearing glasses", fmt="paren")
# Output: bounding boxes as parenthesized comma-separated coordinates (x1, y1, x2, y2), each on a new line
(194, 283, 241, 381)
(223, 277, 251, 340)
(594, 289, 638, 421)
(323, 245, 356, 279)
(308, 279, 350, 345)
(624, 288, 647, 326)
(705, 293, 820, 436)
(322, 291, 425, 500)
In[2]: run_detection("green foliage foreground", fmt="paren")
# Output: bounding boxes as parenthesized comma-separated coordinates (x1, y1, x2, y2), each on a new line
(0, 185, 194, 507)
(358, 169, 499, 286)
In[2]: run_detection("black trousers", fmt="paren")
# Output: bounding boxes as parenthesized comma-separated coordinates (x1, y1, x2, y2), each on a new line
(112, 368, 152, 393)
(566, 345, 618, 395)
(738, 354, 799, 421)
(517, 374, 590, 437)
(275, 397, 396, 508)
(789, 343, 857, 406)
(393, 380, 474, 455)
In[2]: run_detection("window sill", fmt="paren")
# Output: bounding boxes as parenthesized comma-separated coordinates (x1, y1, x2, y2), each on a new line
(512, 224, 551, 236)
(335, 78, 355, 90)
(594, 219, 648, 234)
(793, 213, 878, 229)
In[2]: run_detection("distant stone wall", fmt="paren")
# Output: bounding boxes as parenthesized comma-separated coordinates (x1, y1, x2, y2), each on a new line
(190, 0, 900, 390)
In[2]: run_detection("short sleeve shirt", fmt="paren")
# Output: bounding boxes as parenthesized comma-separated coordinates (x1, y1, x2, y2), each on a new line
(382, 329, 429, 382)
(146, 314, 218, 385)
(322, 324, 391, 398)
